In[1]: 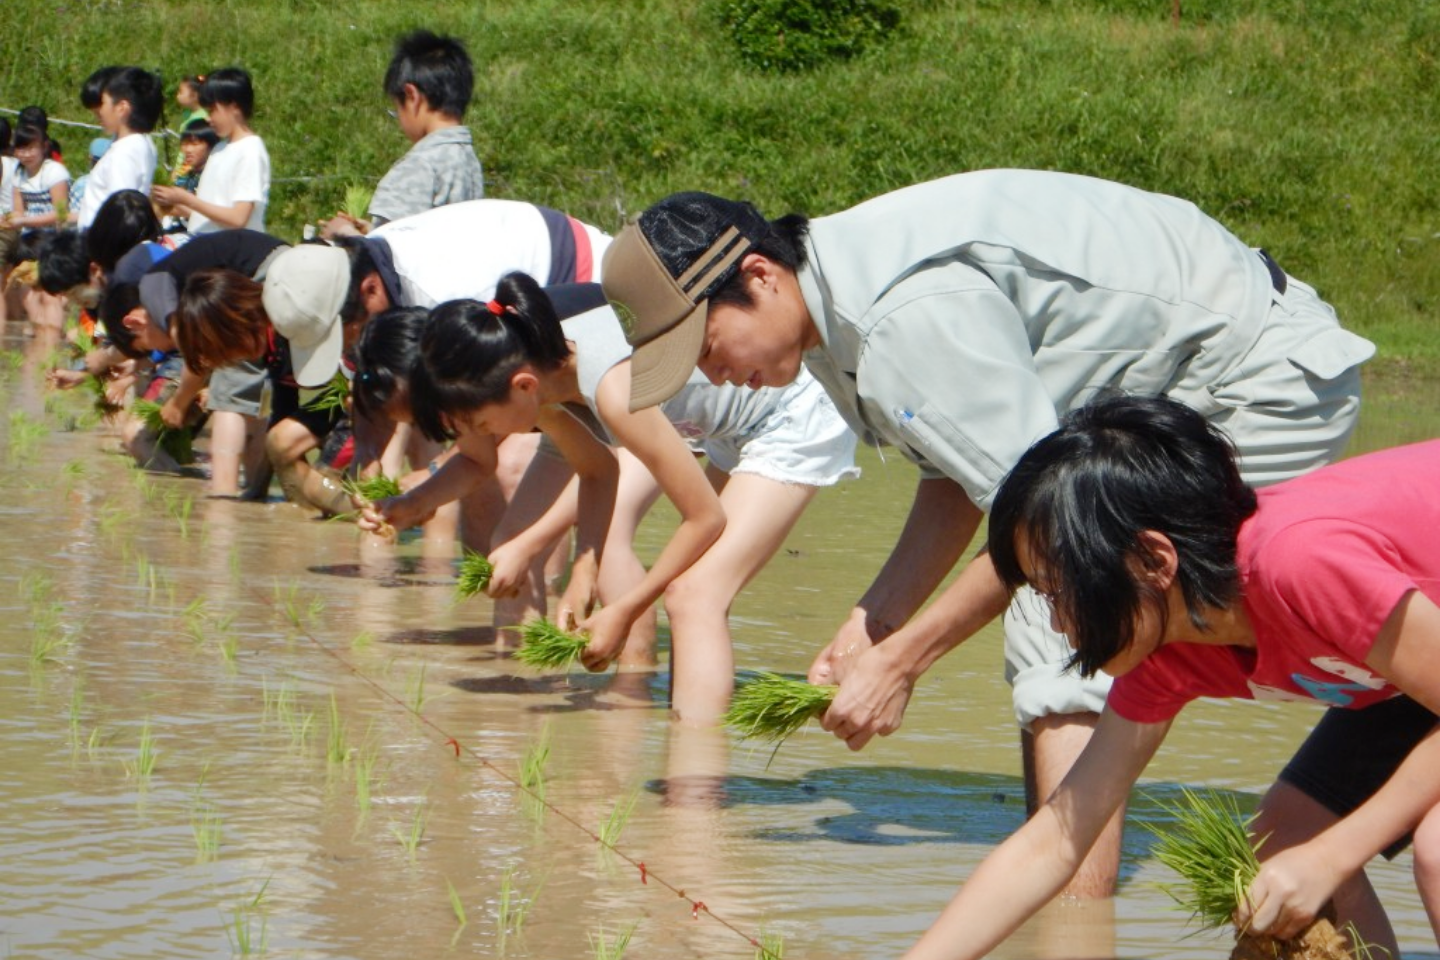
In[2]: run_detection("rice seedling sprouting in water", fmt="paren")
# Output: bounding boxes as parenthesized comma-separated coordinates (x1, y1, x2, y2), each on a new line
(124, 719, 159, 780)
(192, 800, 223, 862)
(1147, 789, 1357, 960)
(131, 399, 195, 464)
(589, 922, 637, 960)
(226, 879, 270, 956)
(454, 549, 494, 600)
(514, 618, 589, 671)
(446, 877, 468, 945)
(392, 799, 428, 859)
(518, 723, 552, 824)
(326, 692, 350, 764)
(598, 787, 641, 850)
(724, 672, 837, 746)
(755, 930, 786, 959)
(496, 865, 543, 941)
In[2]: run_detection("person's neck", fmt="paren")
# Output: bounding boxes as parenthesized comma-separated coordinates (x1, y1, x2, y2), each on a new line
(412, 112, 461, 142)
(1163, 593, 1255, 649)
(542, 351, 582, 406)
(227, 125, 254, 143)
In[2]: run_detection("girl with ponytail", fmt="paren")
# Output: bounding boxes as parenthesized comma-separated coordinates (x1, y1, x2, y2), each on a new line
(363, 271, 857, 724)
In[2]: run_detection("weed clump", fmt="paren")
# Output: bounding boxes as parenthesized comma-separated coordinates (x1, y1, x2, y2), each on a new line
(710, 0, 901, 72)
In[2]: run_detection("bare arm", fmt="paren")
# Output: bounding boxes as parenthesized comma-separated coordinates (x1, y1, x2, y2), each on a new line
(1240, 590, 1440, 938)
(579, 362, 725, 668)
(532, 408, 618, 629)
(905, 711, 1171, 960)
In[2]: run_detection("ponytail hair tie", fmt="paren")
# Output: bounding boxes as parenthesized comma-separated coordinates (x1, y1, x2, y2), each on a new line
(486, 300, 504, 316)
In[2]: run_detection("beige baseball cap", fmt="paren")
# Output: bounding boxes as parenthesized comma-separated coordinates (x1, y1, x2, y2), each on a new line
(262, 245, 350, 387)
(601, 192, 770, 411)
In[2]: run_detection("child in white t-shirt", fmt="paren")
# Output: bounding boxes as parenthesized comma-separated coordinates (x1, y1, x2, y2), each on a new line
(152, 67, 270, 234)
(5, 125, 69, 230)
(77, 66, 161, 230)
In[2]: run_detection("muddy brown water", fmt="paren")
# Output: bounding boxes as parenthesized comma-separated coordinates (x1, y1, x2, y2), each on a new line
(3, 324, 1437, 959)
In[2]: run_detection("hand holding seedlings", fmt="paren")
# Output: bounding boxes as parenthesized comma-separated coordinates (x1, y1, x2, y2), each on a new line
(515, 618, 591, 671)
(345, 474, 404, 540)
(453, 550, 494, 600)
(725, 673, 838, 745)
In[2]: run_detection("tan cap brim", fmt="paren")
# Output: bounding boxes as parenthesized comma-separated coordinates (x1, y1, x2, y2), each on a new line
(627, 299, 707, 411)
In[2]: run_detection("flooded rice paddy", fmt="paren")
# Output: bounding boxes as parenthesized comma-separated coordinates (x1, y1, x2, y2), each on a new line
(3, 321, 1439, 960)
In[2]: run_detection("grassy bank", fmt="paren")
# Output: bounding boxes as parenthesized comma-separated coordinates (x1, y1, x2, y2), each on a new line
(2, 0, 1436, 367)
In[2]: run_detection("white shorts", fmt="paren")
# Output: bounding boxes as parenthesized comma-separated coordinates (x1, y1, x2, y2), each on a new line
(1006, 274, 1370, 729)
(702, 376, 860, 487)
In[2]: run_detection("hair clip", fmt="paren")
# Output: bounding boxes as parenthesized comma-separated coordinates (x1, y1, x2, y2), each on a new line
(486, 300, 504, 316)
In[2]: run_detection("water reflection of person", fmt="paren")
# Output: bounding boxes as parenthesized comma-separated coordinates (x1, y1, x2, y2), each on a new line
(907, 394, 1440, 959)
(600, 174, 1379, 908)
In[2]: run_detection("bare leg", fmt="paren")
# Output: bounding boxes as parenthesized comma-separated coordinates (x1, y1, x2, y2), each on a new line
(490, 445, 574, 642)
(1414, 801, 1440, 942)
(1253, 780, 1399, 955)
(265, 417, 330, 512)
(664, 471, 816, 725)
(208, 410, 249, 497)
(593, 449, 664, 670)
(1024, 712, 1123, 898)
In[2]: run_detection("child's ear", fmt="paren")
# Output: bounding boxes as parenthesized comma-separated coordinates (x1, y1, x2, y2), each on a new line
(510, 370, 540, 397)
(402, 82, 424, 110)
(1133, 530, 1180, 590)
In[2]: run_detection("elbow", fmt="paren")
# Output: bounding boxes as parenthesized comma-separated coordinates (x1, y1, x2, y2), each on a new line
(699, 506, 726, 548)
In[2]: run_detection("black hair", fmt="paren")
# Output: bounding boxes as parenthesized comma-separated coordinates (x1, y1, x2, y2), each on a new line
(179, 117, 220, 147)
(37, 231, 90, 294)
(12, 123, 47, 153)
(352, 306, 431, 419)
(103, 67, 164, 132)
(0, 117, 10, 153)
(988, 393, 1259, 678)
(179, 75, 205, 94)
(328, 235, 381, 326)
(17, 106, 48, 131)
(81, 66, 122, 110)
(709, 213, 812, 310)
(409, 272, 569, 443)
(199, 67, 254, 118)
(87, 190, 162, 274)
(383, 30, 474, 118)
(97, 282, 145, 359)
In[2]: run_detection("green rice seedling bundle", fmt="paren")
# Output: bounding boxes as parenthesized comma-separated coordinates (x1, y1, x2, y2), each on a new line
(515, 618, 589, 670)
(1147, 789, 1354, 960)
(303, 369, 350, 415)
(454, 549, 494, 600)
(344, 472, 403, 503)
(342, 182, 375, 221)
(131, 399, 195, 464)
(723, 672, 837, 744)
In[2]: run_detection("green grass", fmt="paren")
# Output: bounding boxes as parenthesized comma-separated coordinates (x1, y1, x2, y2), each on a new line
(124, 719, 159, 781)
(192, 800, 223, 863)
(2, 0, 1436, 369)
(344, 472, 402, 503)
(496, 865, 543, 941)
(131, 399, 195, 465)
(755, 930, 785, 959)
(326, 692, 350, 764)
(598, 787, 641, 849)
(446, 877, 468, 945)
(518, 723, 552, 824)
(392, 799, 428, 859)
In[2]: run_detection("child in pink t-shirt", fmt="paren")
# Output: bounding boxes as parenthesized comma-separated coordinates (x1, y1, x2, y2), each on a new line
(895, 394, 1440, 960)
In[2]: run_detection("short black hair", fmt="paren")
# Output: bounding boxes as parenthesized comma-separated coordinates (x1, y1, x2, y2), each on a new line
(0, 117, 10, 153)
(81, 66, 122, 110)
(98, 282, 145, 359)
(37, 231, 90, 294)
(410, 273, 568, 443)
(87, 190, 162, 275)
(179, 117, 220, 147)
(988, 393, 1259, 678)
(384, 30, 474, 118)
(353, 306, 431, 420)
(17, 105, 48, 131)
(12, 123, 47, 152)
(199, 67, 255, 119)
(103, 67, 164, 132)
(709, 212, 812, 310)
